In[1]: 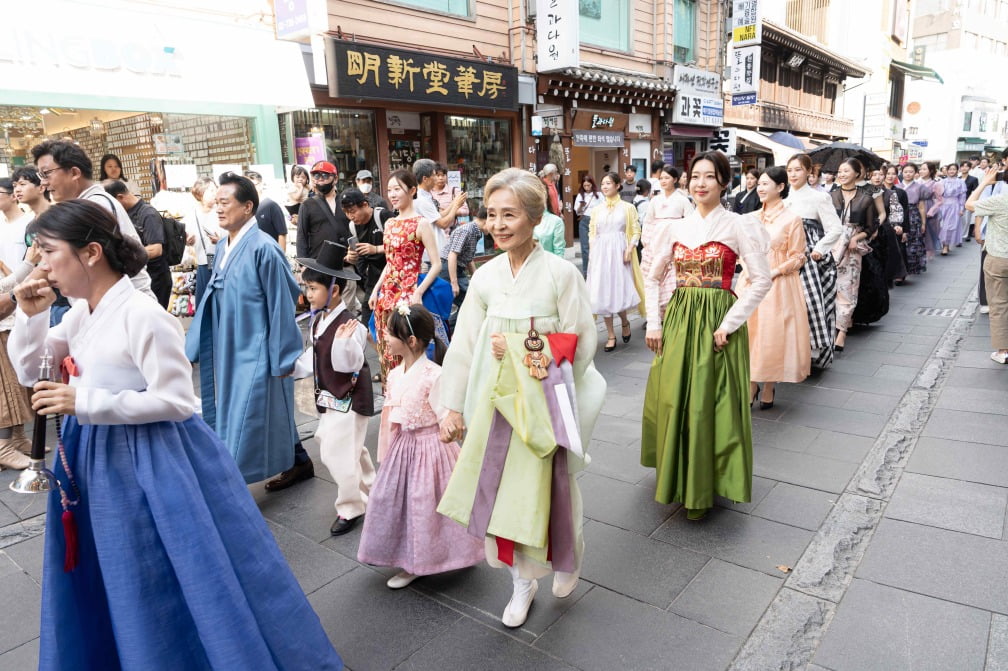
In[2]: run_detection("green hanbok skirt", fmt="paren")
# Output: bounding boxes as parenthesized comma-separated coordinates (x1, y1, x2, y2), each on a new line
(641, 287, 753, 509)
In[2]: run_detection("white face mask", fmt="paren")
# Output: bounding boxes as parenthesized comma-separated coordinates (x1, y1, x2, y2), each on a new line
(358, 182, 373, 194)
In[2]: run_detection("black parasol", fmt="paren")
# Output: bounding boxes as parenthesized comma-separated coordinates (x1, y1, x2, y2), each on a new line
(808, 141, 885, 174)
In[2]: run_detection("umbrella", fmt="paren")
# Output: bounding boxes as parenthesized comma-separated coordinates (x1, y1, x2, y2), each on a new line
(808, 141, 885, 174)
(768, 131, 806, 151)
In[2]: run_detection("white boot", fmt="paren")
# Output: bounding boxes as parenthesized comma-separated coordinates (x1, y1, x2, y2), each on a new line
(502, 565, 538, 628)
(552, 570, 580, 598)
(0, 438, 31, 470)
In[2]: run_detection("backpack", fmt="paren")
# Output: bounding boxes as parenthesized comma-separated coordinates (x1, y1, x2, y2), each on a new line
(159, 213, 188, 266)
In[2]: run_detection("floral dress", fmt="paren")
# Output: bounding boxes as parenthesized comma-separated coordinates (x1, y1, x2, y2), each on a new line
(374, 215, 424, 375)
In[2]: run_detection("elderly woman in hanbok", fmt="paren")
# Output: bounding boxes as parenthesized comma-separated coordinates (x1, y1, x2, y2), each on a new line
(641, 165, 695, 324)
(784, 153, 841, 369)
(938, 163, 967, 255)
(586, 171, 645, 351)
(437, 168, 605, 629)
(10, 200, 342, 671)
(745, 167, 810, 410)
(641, 152, 772, 520)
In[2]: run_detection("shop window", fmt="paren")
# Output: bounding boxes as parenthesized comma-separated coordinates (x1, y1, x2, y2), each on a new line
(887, 69, 904, 118)
(444, 115, 511, 217)
(280, 109, 379, 193)
(673, 0, 697, 63)
(579, 0, 630, 52)
(381, 0, 471, 17)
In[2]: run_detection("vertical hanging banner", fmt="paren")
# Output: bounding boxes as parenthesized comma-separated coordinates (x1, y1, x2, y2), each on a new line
(730, 0, 761, 106)
(536, 0, 579, 72)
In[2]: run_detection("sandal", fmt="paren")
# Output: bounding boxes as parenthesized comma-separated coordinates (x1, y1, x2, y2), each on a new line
(604, 337, 617, 352)
(621, 323, 631, 343)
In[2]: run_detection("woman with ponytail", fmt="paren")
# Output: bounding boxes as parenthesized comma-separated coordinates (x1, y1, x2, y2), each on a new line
(9, 199, 342, 670)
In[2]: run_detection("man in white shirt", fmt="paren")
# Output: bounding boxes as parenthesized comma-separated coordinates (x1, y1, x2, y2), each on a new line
(970, 157, 989, 182)
(31, 140, 154, 300)
(412, 158, 468, 263)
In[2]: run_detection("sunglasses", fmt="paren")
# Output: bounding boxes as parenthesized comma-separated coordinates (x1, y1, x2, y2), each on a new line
(311, 172, 334, 179)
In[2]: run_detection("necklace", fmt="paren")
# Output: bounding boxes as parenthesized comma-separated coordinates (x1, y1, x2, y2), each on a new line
(840, 186, 857, 192)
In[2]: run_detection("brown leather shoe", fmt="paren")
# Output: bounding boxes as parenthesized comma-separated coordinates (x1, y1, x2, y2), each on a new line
(264, 459, 315, 492)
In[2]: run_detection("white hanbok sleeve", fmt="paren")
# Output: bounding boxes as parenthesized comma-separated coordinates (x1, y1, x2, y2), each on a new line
(644, 224, 676, 331)
(0, 262, 36, 294)
(439, 266, 489, 413)
(813, 192, 843, 256)
(76, 311, 196, 425)
(329, 321, 367, 374)
(719, 217, 771, 334)
(9, 308, 70, 386)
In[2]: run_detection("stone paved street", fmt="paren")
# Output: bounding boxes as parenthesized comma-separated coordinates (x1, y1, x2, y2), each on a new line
(1, 242, 1005, 670)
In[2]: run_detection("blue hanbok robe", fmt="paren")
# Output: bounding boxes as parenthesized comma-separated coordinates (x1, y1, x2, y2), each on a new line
(186, 223, 302, 483)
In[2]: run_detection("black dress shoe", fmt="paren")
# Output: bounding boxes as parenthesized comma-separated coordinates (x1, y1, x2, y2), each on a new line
(622, 324, 632, 343)
(330, 515, 361, 536)
(265, 459, 315, 492)
(604, 338, 616, 352)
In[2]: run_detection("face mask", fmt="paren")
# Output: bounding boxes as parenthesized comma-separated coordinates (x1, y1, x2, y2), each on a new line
(315, 180, 334, 195)
(358, 183, 373, 194)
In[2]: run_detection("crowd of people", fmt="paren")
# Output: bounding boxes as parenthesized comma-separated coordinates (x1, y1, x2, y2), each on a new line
(0, 131, 1005, 667)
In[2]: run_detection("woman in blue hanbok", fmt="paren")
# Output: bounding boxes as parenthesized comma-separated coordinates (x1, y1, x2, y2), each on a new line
(10, 199, 342, 671)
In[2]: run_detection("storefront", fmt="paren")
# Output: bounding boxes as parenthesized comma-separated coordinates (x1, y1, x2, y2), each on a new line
(661, 65, 724, 173)
(533, 66, 676, 241)
(275, 39, 520, 211)
(0, 1, 312, 198)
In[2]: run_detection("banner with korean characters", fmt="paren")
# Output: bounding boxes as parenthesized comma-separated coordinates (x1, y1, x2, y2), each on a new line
(730, 45, 761, 106)
(326, 40, 518, 111)
(671, 65, 723, 126)
(536, 0, 579, 72)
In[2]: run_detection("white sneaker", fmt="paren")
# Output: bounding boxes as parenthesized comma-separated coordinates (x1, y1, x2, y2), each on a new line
(501, 578, 538, 628)
(980, 305, 990, 314)
(552, 571, 580, 598)
(385, 570, 417, 589)
(991, 351, 1008, 365)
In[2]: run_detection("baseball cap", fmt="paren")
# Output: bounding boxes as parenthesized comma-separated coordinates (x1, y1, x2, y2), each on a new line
(356, 169, 373, 180)
(310, 161, 337, 175)
(340, 188, 368, 208)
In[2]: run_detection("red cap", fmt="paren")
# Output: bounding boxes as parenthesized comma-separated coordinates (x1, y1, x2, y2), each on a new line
(310, 161, 337, 175)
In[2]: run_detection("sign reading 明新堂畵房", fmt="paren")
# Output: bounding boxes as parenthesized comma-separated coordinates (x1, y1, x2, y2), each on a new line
(325, 40, 519, 111)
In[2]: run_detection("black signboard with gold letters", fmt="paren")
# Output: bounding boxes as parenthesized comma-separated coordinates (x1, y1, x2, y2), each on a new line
(325, 40, 518, 111)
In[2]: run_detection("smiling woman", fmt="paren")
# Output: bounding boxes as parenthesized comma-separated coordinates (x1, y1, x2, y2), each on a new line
(641, 151, 773, 520)
(437, 168, 606, 629)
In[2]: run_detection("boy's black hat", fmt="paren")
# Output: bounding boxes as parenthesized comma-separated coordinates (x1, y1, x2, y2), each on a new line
(297, 240, 361, 281)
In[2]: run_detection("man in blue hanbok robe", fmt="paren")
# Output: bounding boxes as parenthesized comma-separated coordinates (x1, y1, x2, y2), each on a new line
(186, 173, 304, 484)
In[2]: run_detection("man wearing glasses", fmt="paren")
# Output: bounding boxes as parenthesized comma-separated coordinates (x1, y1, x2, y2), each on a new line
(31, 140, 155, 300)
(340, 189, 390, 328)
(296, 161, 359, 313)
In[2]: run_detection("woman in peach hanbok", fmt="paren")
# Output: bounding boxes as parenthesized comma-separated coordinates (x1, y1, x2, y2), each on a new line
(742, 166, 810, 410)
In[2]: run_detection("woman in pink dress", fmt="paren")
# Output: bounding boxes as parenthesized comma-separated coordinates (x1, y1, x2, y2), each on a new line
(357, 304, 484, 588)
(368, 170, 441, 378)
(742, 167, 811, 409)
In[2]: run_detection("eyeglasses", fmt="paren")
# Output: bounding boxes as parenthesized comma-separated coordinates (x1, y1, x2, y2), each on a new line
(38, 166, 65, 180)
(0, 190, 12, 196)
(311, 172, 334, 180)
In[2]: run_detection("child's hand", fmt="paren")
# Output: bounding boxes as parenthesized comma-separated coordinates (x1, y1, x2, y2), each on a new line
(440, 410, 466, 443)
(334, 321, 358, 340)
(490, 333, 506, 360)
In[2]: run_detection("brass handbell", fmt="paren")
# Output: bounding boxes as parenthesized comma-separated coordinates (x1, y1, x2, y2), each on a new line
(9, 351, 57, 494)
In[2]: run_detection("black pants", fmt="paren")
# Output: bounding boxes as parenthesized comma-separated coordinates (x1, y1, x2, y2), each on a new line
(150, 270, 172, 309)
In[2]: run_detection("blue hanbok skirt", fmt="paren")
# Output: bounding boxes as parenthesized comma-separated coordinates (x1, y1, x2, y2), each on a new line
(39, 415, 343, 671)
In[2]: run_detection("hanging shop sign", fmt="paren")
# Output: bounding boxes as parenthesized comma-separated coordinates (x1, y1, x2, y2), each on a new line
(732, 0, 762, 47)
(671, 65, 723, 126)
(325, 40, 518, 111)
(536, 0, 579, 72)
(572, 129, 624, 147)
(730, 45, 761, 106)
(710, 128, 737, 156)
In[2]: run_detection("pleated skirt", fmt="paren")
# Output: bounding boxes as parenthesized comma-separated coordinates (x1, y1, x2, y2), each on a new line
(0, 331, 31, 427)
(641, 288, 753, 509)
(40, 416, 343, 671)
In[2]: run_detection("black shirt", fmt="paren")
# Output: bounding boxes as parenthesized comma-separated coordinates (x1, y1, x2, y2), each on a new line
(296, 194, 352, 259)
(255, 197, 288, 243)
(733, 189, 761, 214)
(126, 200, 170, 283)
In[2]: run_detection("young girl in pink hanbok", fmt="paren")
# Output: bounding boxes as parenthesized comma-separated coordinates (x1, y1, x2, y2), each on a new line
(357, 304, 484, 588)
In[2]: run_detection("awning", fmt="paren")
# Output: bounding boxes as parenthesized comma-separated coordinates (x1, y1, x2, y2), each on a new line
(959, 137, 988, 145)
(0, 0, 314, 109)
(734, 128, 804, 165)
(890, 60, 944, 84)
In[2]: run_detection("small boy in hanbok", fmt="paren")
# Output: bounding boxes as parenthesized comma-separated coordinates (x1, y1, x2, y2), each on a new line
(294, 241, 376, 536)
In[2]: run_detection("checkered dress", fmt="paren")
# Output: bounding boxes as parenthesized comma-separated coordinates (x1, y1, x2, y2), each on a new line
(798, 217, 836, 369)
